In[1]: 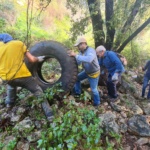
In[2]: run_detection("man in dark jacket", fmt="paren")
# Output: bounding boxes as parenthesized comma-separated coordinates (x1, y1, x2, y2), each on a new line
(96, 45, 125, 102)
(68, 37, 100, 106)
(0, 33, 53, 122)
(142, 60, 150, 101)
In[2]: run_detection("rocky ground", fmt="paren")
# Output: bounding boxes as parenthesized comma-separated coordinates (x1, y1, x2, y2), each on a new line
(0, 70, 150, 150)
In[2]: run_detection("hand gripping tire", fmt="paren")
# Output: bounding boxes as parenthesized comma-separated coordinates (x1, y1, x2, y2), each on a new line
(25, 41, 78, 93)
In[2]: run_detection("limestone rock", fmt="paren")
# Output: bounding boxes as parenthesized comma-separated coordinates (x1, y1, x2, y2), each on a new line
(10, 107, 27, 123)
(119, 75, 136, 94)
(99, 112, 117, 124)
(143, 104, 150, 115)
(16, 107, 26, 115)
(14, 117, 34, 132)
(136, 138, 149, 146)
(132, 105, 143, 114)
(27, 131, 41, 142)
(0, 108, 7, 114)
(99, 112, 119, 133)
(17, 141, 29, 150)
(120, 123, 128, 133)
(128, 71, 137, 77)
(123, 146, 131, 150)
(120, 111, 127, 118)
(106, 120, 120, 133)
(34, 120, 42, 129)
(128, 115, 150, 136)
(103, 102, 108, 106)
(119, 118, 126, 124)
(109, 102, 122, 112)
(11, 114, 20, 122)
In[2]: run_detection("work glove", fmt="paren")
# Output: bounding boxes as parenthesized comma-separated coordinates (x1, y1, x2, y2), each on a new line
(37, 56, 45, 62)
(101, 70, 105, 75)
(112, 73, 119, 81)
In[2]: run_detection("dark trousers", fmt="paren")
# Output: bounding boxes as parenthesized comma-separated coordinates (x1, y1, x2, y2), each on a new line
(107, 74, 119, 98)
(5, 76, 53, 118)
(142, 75, 150, 99)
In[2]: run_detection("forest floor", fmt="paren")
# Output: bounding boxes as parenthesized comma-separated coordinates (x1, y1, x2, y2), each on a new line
(0, 70, 150, 150)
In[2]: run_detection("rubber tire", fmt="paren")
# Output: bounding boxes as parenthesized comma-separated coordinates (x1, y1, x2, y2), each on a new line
(25, 41, 78, 92)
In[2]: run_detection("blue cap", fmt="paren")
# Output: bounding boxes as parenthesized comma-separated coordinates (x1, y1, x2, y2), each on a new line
(0, 33, 13, 43)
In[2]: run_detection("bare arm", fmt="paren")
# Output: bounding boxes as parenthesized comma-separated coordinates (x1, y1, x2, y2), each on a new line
(25, 51, 38, 63)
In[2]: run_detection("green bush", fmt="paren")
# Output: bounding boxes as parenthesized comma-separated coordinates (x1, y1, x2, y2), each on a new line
(121, 42, 140, 68)
(0, 18, 6, 29)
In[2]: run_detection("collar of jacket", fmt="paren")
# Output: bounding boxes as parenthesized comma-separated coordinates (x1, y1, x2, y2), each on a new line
(81, 46, 89, 54)
(103, 51, 108, 58)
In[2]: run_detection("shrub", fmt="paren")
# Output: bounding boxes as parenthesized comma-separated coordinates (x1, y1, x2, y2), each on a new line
(37, 107, 103, 150)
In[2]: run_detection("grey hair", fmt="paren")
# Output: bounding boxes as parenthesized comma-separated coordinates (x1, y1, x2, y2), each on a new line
(96, 45, 106, 52)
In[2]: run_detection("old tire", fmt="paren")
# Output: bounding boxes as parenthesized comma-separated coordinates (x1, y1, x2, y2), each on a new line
(26, 41, 78, 92)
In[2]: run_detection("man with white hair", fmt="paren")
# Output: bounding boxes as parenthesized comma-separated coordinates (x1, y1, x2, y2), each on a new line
(96, 45, 125, 102)
(68, 37, 100, 106)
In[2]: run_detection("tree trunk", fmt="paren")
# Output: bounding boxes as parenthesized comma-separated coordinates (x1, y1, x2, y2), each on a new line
(105, 0, 115, 50)
(87, 0, 105, 48)
(115, 0, 143, 49)
(117, 17, 150, 53)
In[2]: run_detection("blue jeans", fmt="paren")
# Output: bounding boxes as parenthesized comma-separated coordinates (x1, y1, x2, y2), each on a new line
(142, 76, 150, 99)
(74, 71, 100, 105)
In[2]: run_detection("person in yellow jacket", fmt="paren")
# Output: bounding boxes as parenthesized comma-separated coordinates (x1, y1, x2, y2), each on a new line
(0, 33, 53, 122)
(68, 37, 100, 106)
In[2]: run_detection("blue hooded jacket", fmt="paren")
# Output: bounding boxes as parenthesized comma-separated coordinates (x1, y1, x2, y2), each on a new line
(0, 33, 13, 43)
(98, 51, 125, 76)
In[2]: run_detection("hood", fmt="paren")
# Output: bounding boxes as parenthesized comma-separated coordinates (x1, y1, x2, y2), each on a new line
(0, 33, 13, 43)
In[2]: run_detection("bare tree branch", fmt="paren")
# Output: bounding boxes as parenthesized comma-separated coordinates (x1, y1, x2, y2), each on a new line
(38, 0, 51, 17)
(115, 0, 143, 49)
(122, 0, 143, 33)
(117, 17, 150, 53)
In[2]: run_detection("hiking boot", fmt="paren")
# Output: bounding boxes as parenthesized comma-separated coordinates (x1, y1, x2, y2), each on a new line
(93, 103, 100, 108)
(6, 103, 14, 108)
(6, 103, 14, 111)
(93, 103, 100, 106)
(102, 95, 110, 100)
(47, 115, 54, 123)
(41, 100, 54, 123)
(109, 98, 120, 104)
(73, 94, 81, 98)
(140, 96, 146, 100)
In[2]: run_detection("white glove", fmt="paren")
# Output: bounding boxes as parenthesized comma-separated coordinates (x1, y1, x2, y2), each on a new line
(112, 73, 119, 81)
(101, 70, 105, 75)
(37, 56, 45, 62)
